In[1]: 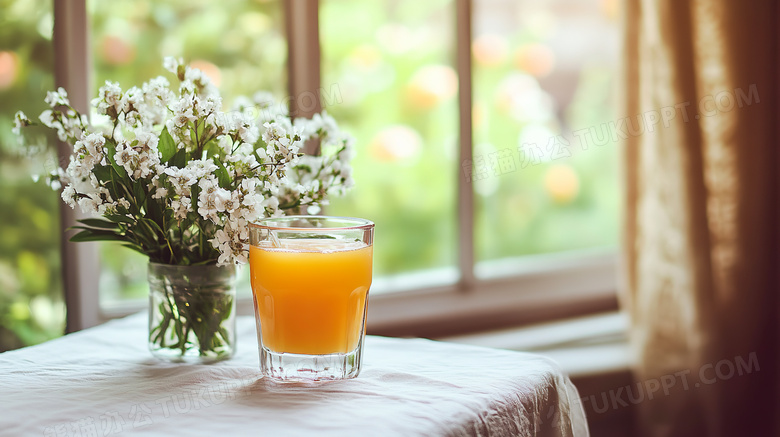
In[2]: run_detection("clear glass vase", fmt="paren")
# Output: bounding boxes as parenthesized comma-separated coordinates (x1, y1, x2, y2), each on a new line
(147, 263, 236, 363)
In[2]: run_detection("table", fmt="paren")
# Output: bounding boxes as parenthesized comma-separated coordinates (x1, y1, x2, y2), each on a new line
(0, 313, 589, 437)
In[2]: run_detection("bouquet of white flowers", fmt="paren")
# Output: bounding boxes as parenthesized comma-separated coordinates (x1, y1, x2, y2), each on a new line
(13, 57, 354, 360)
(14, 57, 354, 266)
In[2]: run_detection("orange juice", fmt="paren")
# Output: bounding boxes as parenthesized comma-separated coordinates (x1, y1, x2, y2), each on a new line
(249, 239, 373, 355)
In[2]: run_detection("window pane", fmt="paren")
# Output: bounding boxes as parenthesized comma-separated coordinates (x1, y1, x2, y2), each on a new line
(0, 0, 65, 350)
(88, 0, 287, 305)
(472, 0, 620, 265)
(321, 0, 459, 277)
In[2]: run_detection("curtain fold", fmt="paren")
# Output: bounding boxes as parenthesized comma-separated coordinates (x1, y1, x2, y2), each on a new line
(621, 0, 779, 435)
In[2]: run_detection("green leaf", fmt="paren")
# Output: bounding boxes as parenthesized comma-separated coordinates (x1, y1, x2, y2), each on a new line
(76, 218, 119, 230)
(105, 213, 135, 224)
(104, 139, 127, 178)
(69, 229, 125, 243)
(140, 217, 166, 237)
(190, 259, 217, 266)
(92, 165, 113, 182)
(145, 196, 164, 225)
(127, 230, 158, 251)
(133, 183, 147, 209)
(176, 64, 186, 81)
(130, 222, 159, 245)
(163, 209, 175, 228)
(121, 243, 147, 255)
(213, 157, 231, 188)
(159, 127, 177, 163)
(191, 184, 202, 206)
(103, 171, 121, 204)
(172, 147, 187, 168)
(203, 139, 221, 160)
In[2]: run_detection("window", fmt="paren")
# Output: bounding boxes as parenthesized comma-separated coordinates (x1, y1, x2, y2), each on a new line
(472, 0, 620, 264)
(321, 0, 459, 279)
(16, 0, 620, 339)
(0, 0, 65, 351)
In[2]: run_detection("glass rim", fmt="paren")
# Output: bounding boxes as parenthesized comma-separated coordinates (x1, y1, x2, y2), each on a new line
(250, 215, 374, 231)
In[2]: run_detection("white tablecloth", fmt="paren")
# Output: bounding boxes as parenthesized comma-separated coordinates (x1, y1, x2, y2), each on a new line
(0, 313, 589, 437)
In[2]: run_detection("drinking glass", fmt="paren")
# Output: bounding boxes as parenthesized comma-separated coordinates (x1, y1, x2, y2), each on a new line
(249, 216, 374, 381)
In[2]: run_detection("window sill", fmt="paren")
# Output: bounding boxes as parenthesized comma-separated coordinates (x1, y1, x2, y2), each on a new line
(366, 250, 619, 338)
(443, 311, 632, 378)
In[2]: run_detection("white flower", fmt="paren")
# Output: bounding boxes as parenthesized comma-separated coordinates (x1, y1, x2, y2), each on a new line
(142, 76, 175, 124)
(261, 121, 286, 145)
(69, 134, 105, 177)
(142, 76, 172, 102)
(170, 196, 192, 220)
(45, 87, 70, 107)
(238, 123, 259, 144)
(135, 129, 158, 150)
(64, 157, 87, 181)
(212, 228, 230, 247)
(213, 188, 233, 213)
(92, 81, 125, 118)
(50, 110, 86, 141)
(114, 142, 133, 166)
(179, 79, 197, 95)
(239, 178, 257, 193)
(48, 178, 62, 191)
(123, 87, 142, 110)
(152, 187, 168, 199)
(77, 196, 98, 214)
(197, 197, 219, 222)
(231, 96, 254, 112)
(196, 176, 221, 222)
(198, 176, 218, 192)
(211, 228, 235, 265)
(121, 86, 146, 126)
(61, 186, 77, 208)
(163, 56, 183, 75)
(114, 141, 138, 176)
(256, 100, 288, 123)
(12, 111, 30, 135)
(82, 133, 105, 159)
(217, 135, 233, 154)
(164, 166, 197, 196)
(262, 196, 280, 214)
(252, 91, 275, 108)
(213, 220, 249, 265)
(196, 95, 221, 117)
(76, 186, 115, 216)
(182, 65, 218, 97)
(39, 110, 55, 127)
(339, 138, 357, 161)
(170, 94, 197, 127)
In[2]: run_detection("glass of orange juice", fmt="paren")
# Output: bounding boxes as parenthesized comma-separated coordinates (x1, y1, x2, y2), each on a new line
(248, 216, 374, 381)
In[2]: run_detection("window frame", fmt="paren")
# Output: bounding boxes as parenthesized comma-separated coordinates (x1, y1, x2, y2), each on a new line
(58, 0, 619, 336)
(54, 0, 100, 333)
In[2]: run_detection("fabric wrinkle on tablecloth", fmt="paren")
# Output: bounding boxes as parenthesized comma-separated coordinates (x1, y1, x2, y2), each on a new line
(0, 313, 589, 437)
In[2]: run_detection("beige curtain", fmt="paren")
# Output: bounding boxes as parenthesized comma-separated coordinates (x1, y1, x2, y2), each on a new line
(621, 0, 778, 436)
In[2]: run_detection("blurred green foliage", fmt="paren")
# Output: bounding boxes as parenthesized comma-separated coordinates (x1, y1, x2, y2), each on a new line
(321, 0, 459, 275)
(88, 0, 287, 100)
(0, 0, 65, 351)
(473, 61, 620, 259)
